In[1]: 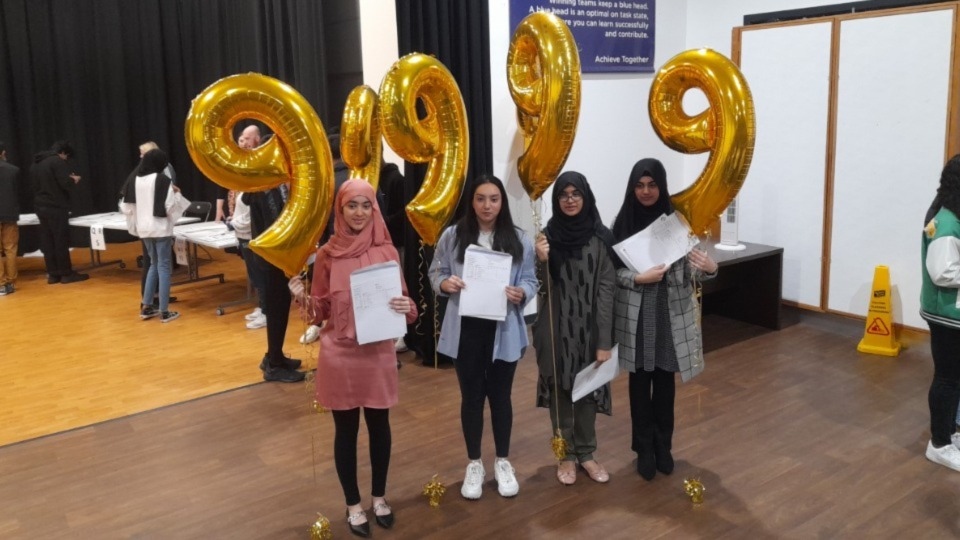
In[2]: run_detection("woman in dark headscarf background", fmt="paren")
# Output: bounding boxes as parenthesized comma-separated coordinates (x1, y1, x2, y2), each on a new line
(119, 148, 184, 323)
(611, 158, 717, 481)
(533, 171, 617, 485)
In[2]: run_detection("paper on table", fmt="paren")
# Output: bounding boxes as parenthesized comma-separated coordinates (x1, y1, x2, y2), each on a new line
(460, 244, 512, 321)
(350, 261, 406, 345)
(612, 212, 699, 273)
(571, 346, 620, 402)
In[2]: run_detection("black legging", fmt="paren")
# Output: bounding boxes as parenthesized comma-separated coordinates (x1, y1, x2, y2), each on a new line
(260, 255, 291, 366)
(628, 368, 676, 452)
(332, 408, 392, 506)
(35, 206, 73, 277)
(454, 316, 518, 460)
(929, 322, 960, 447)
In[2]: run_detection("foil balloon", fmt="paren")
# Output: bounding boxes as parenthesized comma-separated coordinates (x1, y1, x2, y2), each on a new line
(185, 73, 334, 276)
(341, 85, 382, 187)
(379, 53, 469, 246)
(649, 48, 755, 236)
(507, 11, 581, 201)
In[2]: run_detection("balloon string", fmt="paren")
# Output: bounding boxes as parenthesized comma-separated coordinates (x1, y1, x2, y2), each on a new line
(433, 288, 440, 369)
(533, 200, 568, 460)
(691, 232, 708, 369)
(415, 241, 428, 337)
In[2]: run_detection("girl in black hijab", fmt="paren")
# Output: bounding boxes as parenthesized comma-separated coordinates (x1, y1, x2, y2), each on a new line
(611, 158, 717, 481)
(533, 171, 617, 485)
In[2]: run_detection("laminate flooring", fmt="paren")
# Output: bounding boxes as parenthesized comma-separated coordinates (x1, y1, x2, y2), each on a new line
(2, 286, 956, 538)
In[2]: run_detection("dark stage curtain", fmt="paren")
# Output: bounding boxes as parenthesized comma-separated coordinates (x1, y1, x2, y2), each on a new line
(0, 0, 329, 216)
(395, 0, 493, 364)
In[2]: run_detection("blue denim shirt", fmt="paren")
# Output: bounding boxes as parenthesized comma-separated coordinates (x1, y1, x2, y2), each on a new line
(429, 226, 539, 362)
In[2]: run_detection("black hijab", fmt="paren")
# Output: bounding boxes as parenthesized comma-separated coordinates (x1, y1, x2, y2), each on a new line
(544, 171, 615, 280)
(611, 158, 673, 242)
(123, 149, 172, 218)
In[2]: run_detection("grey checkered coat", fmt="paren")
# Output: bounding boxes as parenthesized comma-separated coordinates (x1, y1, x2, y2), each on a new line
(614, 258, 714, 382)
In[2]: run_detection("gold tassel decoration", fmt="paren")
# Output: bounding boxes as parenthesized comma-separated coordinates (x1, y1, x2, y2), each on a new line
(311, 400, 328, 415)
(684, 478, 706, 504)
(551, 430, 569, 461)
(422, 474, 446, 508)
(309, 513, 333, 540)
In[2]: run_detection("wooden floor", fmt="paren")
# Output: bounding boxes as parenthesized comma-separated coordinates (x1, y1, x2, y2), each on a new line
(0, 240, 314, 447)
(2, 267, 958, 539)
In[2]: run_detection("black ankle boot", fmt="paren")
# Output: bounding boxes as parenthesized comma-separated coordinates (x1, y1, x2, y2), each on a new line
(636, 437, 657, 481)
(653, 428, 674, 475)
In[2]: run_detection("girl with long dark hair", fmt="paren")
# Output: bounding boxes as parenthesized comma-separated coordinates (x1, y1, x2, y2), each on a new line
(429, 174, 538, 500)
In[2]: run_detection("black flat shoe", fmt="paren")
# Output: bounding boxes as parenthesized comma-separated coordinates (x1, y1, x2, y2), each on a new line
(346, 509, 370, 538)
(372, 501, 394, 529)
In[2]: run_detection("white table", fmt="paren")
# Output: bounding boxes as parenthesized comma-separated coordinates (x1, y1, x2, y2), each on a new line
(172, 222, 256, 315)
(68, 212, 198, 270)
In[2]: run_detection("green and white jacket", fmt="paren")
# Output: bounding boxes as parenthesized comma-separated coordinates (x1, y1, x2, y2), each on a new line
(921, 207, 960, 329)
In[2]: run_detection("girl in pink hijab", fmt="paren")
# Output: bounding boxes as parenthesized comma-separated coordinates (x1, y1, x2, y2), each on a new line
(291, 178, 416, 537)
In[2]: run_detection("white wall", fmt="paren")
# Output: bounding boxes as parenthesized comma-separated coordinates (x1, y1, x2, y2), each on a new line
(681, 0, 843, 188)
(357, 0, 401, 166)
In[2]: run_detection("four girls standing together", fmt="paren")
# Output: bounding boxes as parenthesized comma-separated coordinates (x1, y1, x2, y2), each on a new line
(294, 159, 717, 536)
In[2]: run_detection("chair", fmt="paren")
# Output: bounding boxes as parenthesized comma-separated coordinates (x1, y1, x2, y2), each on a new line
(183, 201, 212, 222)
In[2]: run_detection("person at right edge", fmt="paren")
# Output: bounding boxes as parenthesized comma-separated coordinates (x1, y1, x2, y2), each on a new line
(921, 153, 960, 471)
(612, 158, 717, 481)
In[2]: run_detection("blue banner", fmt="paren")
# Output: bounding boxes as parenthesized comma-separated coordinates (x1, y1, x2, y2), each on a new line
(509, 0, 655, 73)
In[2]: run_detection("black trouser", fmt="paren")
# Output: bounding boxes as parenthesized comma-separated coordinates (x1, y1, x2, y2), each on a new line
(332, 408, 391, 506)
(259, 254, 290, 366)
(628, 368, 676, 452)
(929, 322, 960, 447)
(454, 316, 518, 460)
(35, 206, 73, 277)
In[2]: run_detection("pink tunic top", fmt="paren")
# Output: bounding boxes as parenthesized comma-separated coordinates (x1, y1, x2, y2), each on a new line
(310, 244, 416, 410)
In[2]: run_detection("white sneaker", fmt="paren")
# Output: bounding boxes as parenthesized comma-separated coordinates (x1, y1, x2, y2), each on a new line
(245, 307, 262, 321)
(300, 324, 321, 344)
(461, 460, 485, 500)
(494, 457, 519, 497)
(952, 432, 960, 450)
(246, 314, 267, 329)
(395, 337, 409, 353)
(926, 440, 960, 472)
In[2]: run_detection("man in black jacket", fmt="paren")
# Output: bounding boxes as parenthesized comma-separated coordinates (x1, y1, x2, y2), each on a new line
(0, 142, 21, 295)
(31, 141, 88, 284)
(238, 126, 304, 383)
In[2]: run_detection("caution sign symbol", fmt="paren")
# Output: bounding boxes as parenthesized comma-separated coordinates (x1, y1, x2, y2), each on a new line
(866, 317, 890, 336)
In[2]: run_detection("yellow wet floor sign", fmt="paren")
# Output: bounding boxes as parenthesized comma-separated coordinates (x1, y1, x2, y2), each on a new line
(857, 265, 901, 356)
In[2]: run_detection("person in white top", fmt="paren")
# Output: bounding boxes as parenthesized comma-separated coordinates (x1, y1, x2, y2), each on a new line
(119, 149, 185, 323)
(228, 192, 268, 329)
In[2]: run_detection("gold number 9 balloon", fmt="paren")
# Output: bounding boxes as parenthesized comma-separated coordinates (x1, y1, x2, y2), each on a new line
(507, 11, 581, 201)
(184, 73, 334, 276)
(649, 48, 756, 236)
(341, 85, 382, 187)
(379, 53, 469, 246)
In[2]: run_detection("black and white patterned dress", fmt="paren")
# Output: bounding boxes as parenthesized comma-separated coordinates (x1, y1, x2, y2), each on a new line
(533, 236, 616, 414)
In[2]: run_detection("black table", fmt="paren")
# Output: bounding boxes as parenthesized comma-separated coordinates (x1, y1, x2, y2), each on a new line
(701, 241, 784, 330)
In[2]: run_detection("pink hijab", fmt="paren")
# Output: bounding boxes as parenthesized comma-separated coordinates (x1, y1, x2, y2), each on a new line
(314, 179, 402, 340)
(325, 178, 392, 259)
